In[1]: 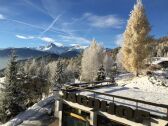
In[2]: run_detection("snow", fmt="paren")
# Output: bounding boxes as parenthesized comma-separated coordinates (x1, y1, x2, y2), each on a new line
(116, 75, 168, 94)
(68, 44, 87, 51)
(0, 77, 5, 89)
(3, 96, 55, 126)
(38, 43, 85, 54)
(74, 73, 168, 118)
(0, 77, 5, 83)
(77, 85, 168, 117)
(152, 57, 168, 65)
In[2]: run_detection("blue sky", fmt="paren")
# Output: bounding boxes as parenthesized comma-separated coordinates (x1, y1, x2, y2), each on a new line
(0, 0, 167, 49)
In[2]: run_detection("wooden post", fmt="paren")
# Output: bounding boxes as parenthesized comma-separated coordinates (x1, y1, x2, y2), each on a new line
(136, 102, 138, 109)
(167, 108, 168, 119)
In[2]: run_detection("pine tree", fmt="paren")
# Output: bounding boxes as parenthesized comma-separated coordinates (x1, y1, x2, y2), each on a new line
(81, 39, 104, 81)
(53, 60, 64, 90)
(0, 50, 25, 122)
(96, 65, 106, 81)
(120, 0, 151, 76)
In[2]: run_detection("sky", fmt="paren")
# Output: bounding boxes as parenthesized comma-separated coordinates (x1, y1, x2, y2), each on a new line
(0, 0, 168, 49)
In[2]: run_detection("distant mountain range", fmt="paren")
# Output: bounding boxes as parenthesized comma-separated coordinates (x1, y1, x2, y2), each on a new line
(0, 43, 87, 69)
(0, 43, 87, 57)
(37, 43, 87, 55)
(0, 48, 51, 58)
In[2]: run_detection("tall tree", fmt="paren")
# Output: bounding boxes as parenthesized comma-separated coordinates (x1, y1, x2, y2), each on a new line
(81, 39, 104, 81)
(53, 60, 64, 90)
(0, 50, 25, 122)
(120, 0, 151, 76)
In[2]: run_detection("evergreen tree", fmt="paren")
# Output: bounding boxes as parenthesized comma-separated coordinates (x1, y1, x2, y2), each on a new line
(120, 0, 151, 76)
(96, 65, 106, 81)
(0, 50, 25, 122)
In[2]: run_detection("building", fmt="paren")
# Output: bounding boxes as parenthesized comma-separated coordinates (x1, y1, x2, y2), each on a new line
(54, 81, 168, 126)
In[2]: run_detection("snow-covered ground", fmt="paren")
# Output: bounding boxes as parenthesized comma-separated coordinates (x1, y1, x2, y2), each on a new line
(116, 74, 168, 94)
(78, 85, 168, 117)
(77, 72, 168, 118)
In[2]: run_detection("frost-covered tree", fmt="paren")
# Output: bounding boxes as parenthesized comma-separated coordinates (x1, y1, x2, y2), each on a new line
(53, 60, 64, 90)
(81, 39, 104, 81)
(28, 59, 37, 76)
(96, 65, 106, 81)
(36, 59, 46, 78)
(120, 0, 151, 76)
(103, 54, 114, 76)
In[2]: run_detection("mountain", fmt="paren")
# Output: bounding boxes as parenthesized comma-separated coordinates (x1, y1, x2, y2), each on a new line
(60, 50, 81, 58)
(0, 48, 59, 70)
(0, 48, 51, 58)
(38, 43, 68, 54)
(38, 43, 86, 55)
(0, 44, 86, 70)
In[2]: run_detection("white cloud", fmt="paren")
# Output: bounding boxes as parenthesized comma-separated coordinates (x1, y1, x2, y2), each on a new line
(0, 14, 5, 20)
(16, 35, 35, 39)
(59, 34, 90, 44)
(84, 13, 124, 28)
(54, 42, 63, 47)
(70, 44, 79, 46)
(115, 34, 123, 46)
(16, 35, 63, 46)
(40, 37, 55, 43)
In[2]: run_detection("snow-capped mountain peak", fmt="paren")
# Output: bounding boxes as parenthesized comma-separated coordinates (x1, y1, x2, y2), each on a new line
(38, 43, 67, 54)
(37, 43, 86, 55)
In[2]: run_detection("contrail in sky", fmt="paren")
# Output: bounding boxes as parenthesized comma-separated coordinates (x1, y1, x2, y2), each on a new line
(40, 14, 62, 37)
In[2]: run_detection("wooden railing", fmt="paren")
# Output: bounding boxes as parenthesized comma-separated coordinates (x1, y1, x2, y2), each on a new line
(59, 81, 168, 120)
